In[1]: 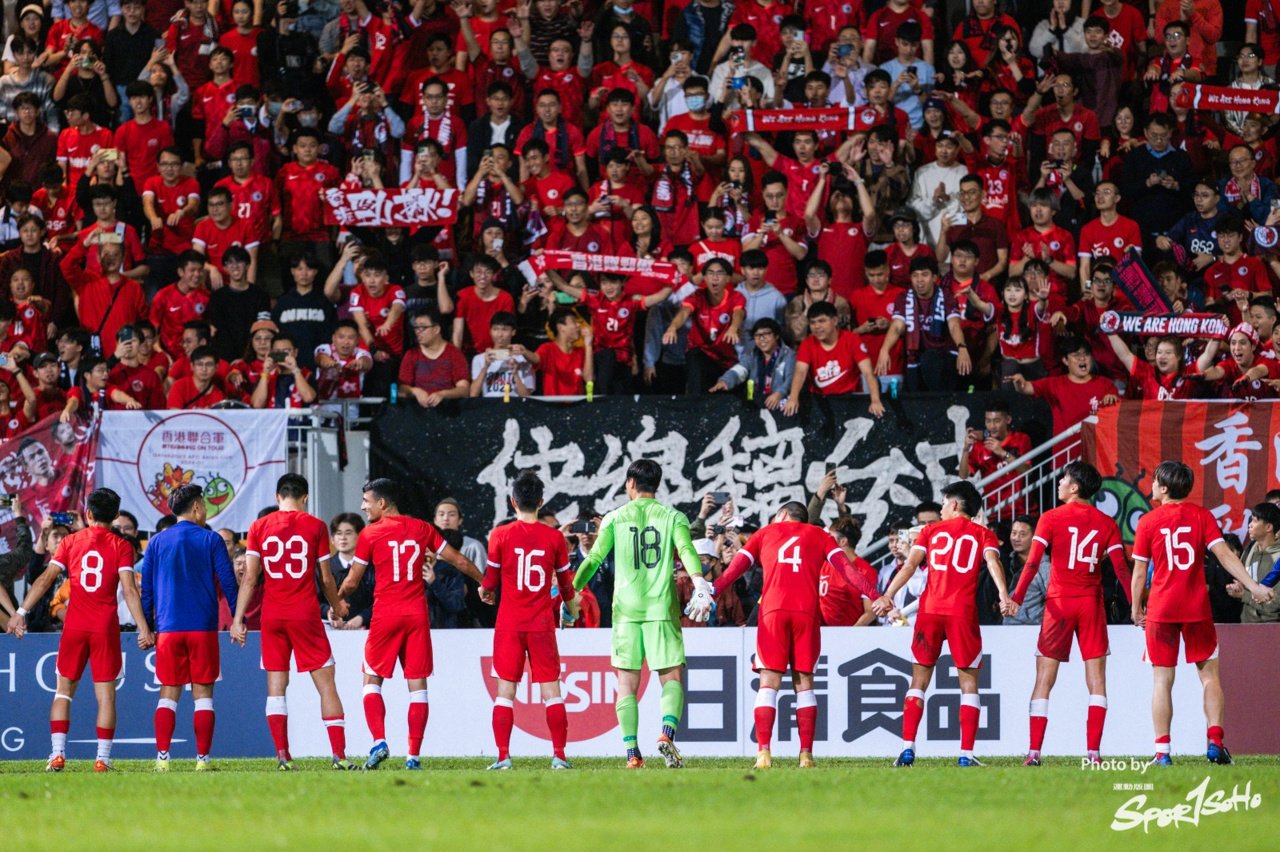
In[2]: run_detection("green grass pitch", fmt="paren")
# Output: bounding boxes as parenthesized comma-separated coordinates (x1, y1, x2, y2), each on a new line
(2, 755, 1275, 849)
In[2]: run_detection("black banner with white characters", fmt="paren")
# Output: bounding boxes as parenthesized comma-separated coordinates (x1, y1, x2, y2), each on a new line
(370, 395, 1050, 549)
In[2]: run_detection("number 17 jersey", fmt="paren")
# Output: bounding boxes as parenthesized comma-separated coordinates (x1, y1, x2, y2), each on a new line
(246, 509, 333, 621)
(354, 515, 447, 620)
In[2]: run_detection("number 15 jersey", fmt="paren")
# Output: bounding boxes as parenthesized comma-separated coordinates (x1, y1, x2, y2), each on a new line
(246, 509, 333, 621)
(354, 515, 447, 620)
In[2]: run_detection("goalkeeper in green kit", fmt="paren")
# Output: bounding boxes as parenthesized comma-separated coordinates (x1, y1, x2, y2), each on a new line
(572, 459, 713, 769)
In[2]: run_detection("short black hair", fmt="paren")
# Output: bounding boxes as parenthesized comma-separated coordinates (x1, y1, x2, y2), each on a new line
(1252, 502, 1280, 533)
(627, 459, 662, 494)
(87, 488, 122, 523)
(942, 481, 983, 517)
(276, 473, 309, 500)
(362, 477, 400, 509)
(1153, 461, 1194, 500)
(168, 483, 205, 516)
(806, 300, 838, 320)
(1063, 460, 1103, 501)
(778, 501, 807, 522)
(330, 512, 365, 535)
(511, 469, 544, 512)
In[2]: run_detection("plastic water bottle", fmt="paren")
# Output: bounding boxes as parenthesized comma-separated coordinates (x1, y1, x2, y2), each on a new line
(586, 380, 594, 402)
(389, 383, 397, 405)
(747, 379, 755, 402)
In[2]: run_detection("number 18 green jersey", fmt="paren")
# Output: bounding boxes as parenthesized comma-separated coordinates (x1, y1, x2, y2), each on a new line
(573, 497, 702, 623)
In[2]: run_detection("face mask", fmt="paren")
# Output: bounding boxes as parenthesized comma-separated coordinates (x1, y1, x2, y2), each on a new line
(613, 4, 633, 13)
(299, 113, 319, 127)
(686, 94, 707, 112)
(267, 100, 283, 117)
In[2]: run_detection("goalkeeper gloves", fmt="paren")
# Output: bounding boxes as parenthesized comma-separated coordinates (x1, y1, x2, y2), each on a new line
(684, 575, 715, 623)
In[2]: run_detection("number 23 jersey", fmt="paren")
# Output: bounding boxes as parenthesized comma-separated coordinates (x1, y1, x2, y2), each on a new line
(246, 509, 333, 621)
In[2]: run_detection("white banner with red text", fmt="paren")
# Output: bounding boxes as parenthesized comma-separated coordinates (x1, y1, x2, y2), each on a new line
(93, 410, 289, 532)
(274, 628, 1208, 758)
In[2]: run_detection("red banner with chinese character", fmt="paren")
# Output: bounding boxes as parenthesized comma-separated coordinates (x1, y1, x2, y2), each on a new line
(530, 250, 687, 286)
(323, 187, 459, 228)
(1082, 401, 1280, 543)
(1174, 84, 1280, 115)
(725, 106, 882, 136)
(0, 413, 99, 549)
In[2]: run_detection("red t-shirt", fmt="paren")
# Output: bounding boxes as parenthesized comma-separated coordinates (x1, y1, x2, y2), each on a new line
(819, 556, 875, 626)
(246, 509, 332, 621)
(811, 221, 870, 300)
(863, 3, 934, 65)
(1102, 3, 1149, 79)
(848, 284, 905, 374)
(535, 341, 587, 395)
(354, 515, 447, 620)
(51, 527, 135, 634)
(32, 188, 80, 244)
(885, 241, 933, 288)
(109, 361, 166, 409)
(544, 220, 615, 255)
(192, 79, 239, 141)
(912, 517, 1001, 617)
(1030, 374, 1117, 432)
(1021, 502, 1126, 602)
(57, 124, 113, 187)
(744, 212, 805, 295)
(482, 519, 574, 631)
(142, 175, 202, 255)
(166, 377, 227, 408)
(454, 286, 516, 355)
(149, 284, 211, 356)
(1078, 215, 1142, 262)
(349, 284, 407, 355)
(113, 118, 175, 189)
(516, 123, 588, 177)
(219, 28, 262, 88)
(796, 330, 869, 395)
(398, 344, 470, 392)
(682, 287, 746, 367)
(737, 521, 845, 616)
(192, 216, 258, 271)
(1127, 357, 1200, 401)
(216, 175, 281, 244)
(278, 160, 341, 241)
(581, 290, 646, 365)
(1032, 104, 1101, 146)
(1132, 501, 1223, 622)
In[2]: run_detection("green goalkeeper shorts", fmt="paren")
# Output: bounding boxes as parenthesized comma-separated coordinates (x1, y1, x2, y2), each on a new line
(611, 619, 685, 671)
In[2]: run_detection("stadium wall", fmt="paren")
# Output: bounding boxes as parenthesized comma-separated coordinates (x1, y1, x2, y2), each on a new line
(4, 626, 1277, 760)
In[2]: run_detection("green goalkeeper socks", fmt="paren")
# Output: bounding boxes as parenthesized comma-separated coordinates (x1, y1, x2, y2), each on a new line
(617, 694, 639, 756)
(660, 680, 683, 739)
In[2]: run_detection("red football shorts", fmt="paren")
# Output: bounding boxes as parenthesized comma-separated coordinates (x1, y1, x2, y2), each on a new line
(261, 618, 335, 673)
(363, 615, 433, 679)
(156, 630, 221, 686)
(912, 612, 983, 669)
(754, 609, 821, 674)
(1037, 595, 1110, 662)
(57, 628, 122, 682)
(1145, 619, 1218, 667)
(490, 629, 561, 683)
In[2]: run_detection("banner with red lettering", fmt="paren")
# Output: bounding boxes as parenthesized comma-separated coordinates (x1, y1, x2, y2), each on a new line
(1175, 84, 1280, 115)
(530, 250, 687, 286)
(1099, 311, 1230, 339)
(323, 187, 458, 228)
(0, 413, 99, 551)
(1082, 401, 1280, 543)
(726, 106, 881, 135)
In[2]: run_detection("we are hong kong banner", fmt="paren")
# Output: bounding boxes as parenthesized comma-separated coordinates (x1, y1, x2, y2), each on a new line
(1099, 311, 1229, 340)
(726, 106, 883, 135)
(1175, 84, 1280, 114)
(323, 187, 458, 228)
(0, 413, 99, 553)
(1083, 401, 1280, 542)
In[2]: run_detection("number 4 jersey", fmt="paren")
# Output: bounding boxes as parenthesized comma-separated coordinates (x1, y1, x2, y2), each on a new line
(483, 520, 574, 631)
(354, 515, 448, 620)
(912, 517, 1001, 618)
(246, 509, 334, 621)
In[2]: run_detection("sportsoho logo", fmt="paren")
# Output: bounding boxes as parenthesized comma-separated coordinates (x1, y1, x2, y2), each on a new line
(481, 657, 651, 741)
(1111, 776, 1263, 833)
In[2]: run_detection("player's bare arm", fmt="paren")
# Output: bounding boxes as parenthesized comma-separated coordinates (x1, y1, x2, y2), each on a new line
(873, 546, 925, 615)
(5, 560, 63, 639)
(984, 548, 1015, 617)
(230, 552, 266, 645)
(1210, 540, 1276, 604)
(120, 570, 154, 650)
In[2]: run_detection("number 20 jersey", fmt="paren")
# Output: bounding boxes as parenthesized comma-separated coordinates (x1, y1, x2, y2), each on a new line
(912, 517, 1001, 618)
(246, 510, 333, 621)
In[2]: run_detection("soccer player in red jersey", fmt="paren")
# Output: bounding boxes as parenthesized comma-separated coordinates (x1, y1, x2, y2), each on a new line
(231, 474, 355, 770)
(700, 501, 878, 768)
(820, 516, 879, 627)
(1130, 461, 1274, 766)
(6, 488, 152, 772)
(337, 478, 483, 770)
(479, 470, 578, 770)
(873, 481, 1013, 766)
(1013, 462, 1131, 766)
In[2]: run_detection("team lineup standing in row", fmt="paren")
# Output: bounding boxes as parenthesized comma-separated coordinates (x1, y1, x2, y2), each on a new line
(2, 457, 1273, 770)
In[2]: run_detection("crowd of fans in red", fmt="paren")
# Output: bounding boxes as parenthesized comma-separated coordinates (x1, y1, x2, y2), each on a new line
(0, 0, 1277, 439)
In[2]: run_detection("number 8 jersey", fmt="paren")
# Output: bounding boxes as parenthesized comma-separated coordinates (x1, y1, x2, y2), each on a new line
(246, 509, 335, 620)
(50, 527, 136, 633)
(354, 515, 447, 620)
(912, 517, 1001, 618)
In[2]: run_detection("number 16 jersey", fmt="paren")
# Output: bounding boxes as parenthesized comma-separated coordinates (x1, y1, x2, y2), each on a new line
(484, 520, 573, 631)
(246, 509, 333, 621)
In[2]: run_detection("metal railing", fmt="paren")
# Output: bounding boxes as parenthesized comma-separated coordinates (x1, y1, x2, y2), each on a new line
(858, 418, 1093, 571)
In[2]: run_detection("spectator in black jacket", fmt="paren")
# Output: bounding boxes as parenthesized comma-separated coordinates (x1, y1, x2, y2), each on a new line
(1119, 112, 1193, 257)
(466, 82, 523, 183)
